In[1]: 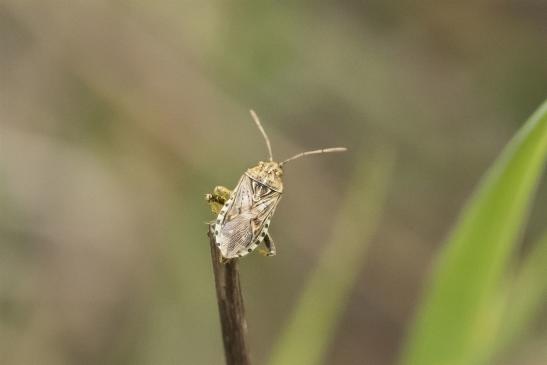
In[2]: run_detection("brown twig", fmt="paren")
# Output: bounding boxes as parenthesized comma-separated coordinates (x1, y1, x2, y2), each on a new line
(208, 225, 251, 365)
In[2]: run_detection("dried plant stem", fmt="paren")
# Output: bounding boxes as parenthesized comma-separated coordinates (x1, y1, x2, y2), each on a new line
(208, 225, 251, 365)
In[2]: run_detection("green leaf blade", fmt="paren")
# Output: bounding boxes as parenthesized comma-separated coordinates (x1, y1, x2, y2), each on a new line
(493, 231, 547, 360)
(400, 100, 547, 365)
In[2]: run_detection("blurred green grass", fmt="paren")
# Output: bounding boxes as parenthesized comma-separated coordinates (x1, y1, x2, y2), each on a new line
(268, 147, 395, 365)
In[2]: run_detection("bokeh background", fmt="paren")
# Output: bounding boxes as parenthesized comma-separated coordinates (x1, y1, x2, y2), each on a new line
(1, 1, 546, 365)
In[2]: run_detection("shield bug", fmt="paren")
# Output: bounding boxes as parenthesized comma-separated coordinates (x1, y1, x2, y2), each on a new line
(208, 110, 346, 259)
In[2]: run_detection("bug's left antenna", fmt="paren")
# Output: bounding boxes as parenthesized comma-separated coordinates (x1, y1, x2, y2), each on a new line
(250, 109, 273, 161)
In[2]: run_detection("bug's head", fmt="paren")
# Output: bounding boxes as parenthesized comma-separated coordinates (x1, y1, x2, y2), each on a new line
(246, 161, 284, 192)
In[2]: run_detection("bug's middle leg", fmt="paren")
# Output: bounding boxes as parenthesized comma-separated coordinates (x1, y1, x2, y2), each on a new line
(260, 233, 277, 257)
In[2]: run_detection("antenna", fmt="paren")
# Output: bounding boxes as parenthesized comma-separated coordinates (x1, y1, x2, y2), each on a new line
(280, 147, 347, 166)
(249, 110, 273, 161)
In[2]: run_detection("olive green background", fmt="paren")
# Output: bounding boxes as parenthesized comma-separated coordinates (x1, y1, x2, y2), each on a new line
(1, 2, 546, 365)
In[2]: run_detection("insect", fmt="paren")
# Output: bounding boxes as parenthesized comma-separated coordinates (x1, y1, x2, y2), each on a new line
(207, 110, 346, 260)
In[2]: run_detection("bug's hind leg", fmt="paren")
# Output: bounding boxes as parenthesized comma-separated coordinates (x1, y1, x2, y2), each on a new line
(260, 233, 277, 257)
(205, 186, 232, 215)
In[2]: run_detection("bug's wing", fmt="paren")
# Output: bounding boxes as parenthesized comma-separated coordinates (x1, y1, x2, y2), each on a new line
(231, 175, 254, 215)
(240, 189, 281, 257)
(216, 175, 281, 258)
(248, 186, 281, 236)
(215, 175, 254, 257)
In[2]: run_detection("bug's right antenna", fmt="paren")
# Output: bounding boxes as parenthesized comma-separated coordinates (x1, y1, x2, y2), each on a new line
(250, 110, 273, 161)
(280, 147, 347, 166)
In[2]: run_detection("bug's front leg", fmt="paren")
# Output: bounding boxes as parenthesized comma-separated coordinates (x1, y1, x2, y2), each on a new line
(260, 233, 277, 257)
(205, 186, 232, 215)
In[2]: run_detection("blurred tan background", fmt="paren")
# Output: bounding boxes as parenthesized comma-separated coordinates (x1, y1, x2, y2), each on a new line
(1, 1, 546, 365)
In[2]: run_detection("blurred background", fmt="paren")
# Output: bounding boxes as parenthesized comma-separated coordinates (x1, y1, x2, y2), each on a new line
(1, 1, 546, 365)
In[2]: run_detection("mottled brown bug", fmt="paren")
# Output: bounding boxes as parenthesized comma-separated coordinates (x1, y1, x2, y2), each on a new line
(206, 110, 346, 259)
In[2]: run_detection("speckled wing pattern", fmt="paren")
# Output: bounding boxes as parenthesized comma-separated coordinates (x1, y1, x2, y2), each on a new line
(214, 174, 281, 258)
